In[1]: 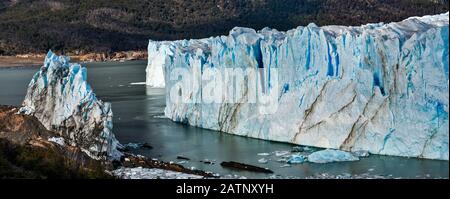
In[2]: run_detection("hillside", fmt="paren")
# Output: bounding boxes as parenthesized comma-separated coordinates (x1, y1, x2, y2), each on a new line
(0, 0, 448, 55)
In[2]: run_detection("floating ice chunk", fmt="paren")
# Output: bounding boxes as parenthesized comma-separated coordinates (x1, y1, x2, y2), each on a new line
(257, 153, 270, 156)
(122, 142, 153, 150)
(308, 149, 359, 163)
(287, 155, 307, 164)
(274, 151, 290, 157)
(123, 143, 141, 149)
(303, 147, 314, 152)
(130, 82, 146, 85)
(353, 150, 370, 157)
(280, 164, 292, 168)
(258, 158, 269, 164)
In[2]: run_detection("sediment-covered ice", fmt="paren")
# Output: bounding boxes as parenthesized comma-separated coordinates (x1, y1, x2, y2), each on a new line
(147, 13, 449, 160)
(20, 51, 121, 160)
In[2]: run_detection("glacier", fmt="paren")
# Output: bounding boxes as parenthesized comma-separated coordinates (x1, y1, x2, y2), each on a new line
(146, 13, 449, 160)
(146, 43, 168, 87)
(20, 51, 121, 160)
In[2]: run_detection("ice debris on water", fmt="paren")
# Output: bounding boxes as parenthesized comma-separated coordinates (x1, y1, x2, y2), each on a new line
(123, 142, 153, 150)
(112, 167, 204, 179)
(287, 155, 307, 164)
(258, 158, 269, 164)
(274, 151, 290, 157)
(308, 149, 359, 163)
(291, 146, 304, 152)
(352, 150, 370, 157)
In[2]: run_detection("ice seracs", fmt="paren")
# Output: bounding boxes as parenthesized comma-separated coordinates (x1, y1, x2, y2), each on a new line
(147, 13, 449, 160)
(20, 51, 121, 160)
(146, 42, 169, 87)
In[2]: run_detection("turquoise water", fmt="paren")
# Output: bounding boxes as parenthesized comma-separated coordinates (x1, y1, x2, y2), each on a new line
(0, 61, 448, 179)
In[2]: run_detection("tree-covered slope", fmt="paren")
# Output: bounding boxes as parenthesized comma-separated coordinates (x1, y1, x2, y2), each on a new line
(0, 0, 448, 55)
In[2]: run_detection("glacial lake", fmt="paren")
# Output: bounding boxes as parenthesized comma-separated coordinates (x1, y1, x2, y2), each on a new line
(0, 60, 448, 179)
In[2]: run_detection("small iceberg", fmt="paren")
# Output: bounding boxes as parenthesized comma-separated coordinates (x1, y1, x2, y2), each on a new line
(287, 155, 307, 164)
(274, 150, 290, 157)
(280, 164, 291, 168)
(308, 149, 359, 163)
(352, 150, 370, 157)
(258, 158, 269, 164)
(130, 82, 147, 85)
(121, 142, 153, 151)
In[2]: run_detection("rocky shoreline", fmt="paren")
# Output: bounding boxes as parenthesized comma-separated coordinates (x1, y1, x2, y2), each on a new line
(0, 50, 147, 68)
(0, 105, 112, 178)
(0, 105, 216, 179)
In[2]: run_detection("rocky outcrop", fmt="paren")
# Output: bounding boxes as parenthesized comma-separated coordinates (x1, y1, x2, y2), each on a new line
(19, 51, 121, 160)
(78, 51, 147, 62)
(0, 105, 113, 178)
(0, 105, 53, 145)
(0, 105, 212, 179)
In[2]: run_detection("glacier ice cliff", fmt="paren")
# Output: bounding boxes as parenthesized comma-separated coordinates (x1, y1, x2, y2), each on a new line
(20, 51, 121, 160)
(146, 43, 168, 87)
(147, 13, 449, 160)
